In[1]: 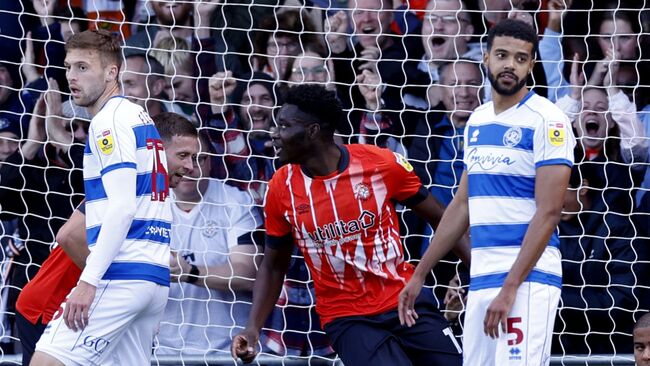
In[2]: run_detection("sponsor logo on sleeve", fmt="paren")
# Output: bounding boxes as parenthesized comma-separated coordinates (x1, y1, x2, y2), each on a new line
(393, 152, 413, 172)
(548, 122, 565, 147)
(96, 129, 114, 155)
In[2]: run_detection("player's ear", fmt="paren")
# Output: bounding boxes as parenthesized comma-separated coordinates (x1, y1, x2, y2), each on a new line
(306, 123, 320, 139)
(482, 51, 489, 68)
(106, 65, 118, 82)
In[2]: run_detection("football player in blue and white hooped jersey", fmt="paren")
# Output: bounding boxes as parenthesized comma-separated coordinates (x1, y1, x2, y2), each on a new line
(31, 30, 173, 366)
(399, 19, 575, 366)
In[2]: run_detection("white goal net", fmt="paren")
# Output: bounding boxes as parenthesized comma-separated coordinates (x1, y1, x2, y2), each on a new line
(0, 0, 649, 364)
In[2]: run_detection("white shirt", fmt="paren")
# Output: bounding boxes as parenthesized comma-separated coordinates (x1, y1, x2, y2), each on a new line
(156, 180, 262, 355)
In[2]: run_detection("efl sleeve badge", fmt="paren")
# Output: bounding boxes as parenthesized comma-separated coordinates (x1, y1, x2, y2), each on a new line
(97, 129, 115, 155)
(393, 152, 414, 172)
(548, 122, 566, 147)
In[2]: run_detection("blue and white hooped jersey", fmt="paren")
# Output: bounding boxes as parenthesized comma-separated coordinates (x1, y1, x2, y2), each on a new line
(463, 91, 575, 292)
(83, 96, 172, 286)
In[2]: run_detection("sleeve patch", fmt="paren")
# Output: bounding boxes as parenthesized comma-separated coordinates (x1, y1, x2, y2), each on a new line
(393, 152, 413, 172)
(548, 122, 566, 147)
(96, 129, 115, 155)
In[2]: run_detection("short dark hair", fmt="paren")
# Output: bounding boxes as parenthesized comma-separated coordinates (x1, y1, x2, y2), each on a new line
(65, 30, 122, 71)
(487, 18, 539, 57)
(283, 84, 343, 138)
(152, 112, 198, 142)
(635, 312, 650, 332)
(125, 53, 165, 78)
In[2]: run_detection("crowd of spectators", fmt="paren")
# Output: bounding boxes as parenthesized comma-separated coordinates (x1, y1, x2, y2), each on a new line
(0, 0, 649, 359)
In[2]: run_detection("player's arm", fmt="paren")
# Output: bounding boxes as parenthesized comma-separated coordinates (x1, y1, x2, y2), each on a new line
(410, 193, 471, 266)
(231, 236, 293, 363)
(57, 203, 89, 270)
(483, 164, 570, 338)
(399, 171, 471, 327)
(64, 167, 137, 332)
(172, 242, 263, 291)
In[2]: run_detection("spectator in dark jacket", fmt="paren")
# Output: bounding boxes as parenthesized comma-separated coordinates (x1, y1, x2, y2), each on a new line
(553, 163, 650, 354)
(0, 90, 85, 329)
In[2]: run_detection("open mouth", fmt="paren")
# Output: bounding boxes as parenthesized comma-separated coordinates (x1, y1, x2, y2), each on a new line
(430, 37, 446, 47)
(585, 119, 600, 135)
(361, 26, 376, 34)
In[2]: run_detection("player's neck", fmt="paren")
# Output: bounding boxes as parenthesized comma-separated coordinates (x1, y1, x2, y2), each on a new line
(301, 143, 341, 177)
(491, 87, 530, 115)
(88, 83, 121, 116)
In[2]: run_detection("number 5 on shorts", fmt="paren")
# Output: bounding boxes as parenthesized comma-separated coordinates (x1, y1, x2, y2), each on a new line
(507, 317, 524, 346)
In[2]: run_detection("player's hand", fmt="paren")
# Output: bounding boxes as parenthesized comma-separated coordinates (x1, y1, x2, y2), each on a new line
(231, 328, 259, 363)
(483, 286, 516, 339)
(443, 275, 466, 322)
(63, 281, 97, 332)
(170, 251, 191, 282)
(398, 275, 424, 327)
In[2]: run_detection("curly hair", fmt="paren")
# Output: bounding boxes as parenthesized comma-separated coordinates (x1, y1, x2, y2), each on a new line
(283, 84, 343, 138)
(487, 18, 539, 57)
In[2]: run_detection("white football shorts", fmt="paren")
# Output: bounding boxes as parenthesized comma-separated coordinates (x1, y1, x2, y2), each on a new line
(35, 280, 168, 366)
(463, 282, 560, 366)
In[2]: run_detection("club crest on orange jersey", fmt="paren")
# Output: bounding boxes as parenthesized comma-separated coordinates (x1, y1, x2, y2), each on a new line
(96, 129, 114, 155)
(354, 183, 371, 200)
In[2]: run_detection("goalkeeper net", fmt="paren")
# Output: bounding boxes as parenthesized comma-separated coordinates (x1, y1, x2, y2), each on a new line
(0, 0, 649, 364)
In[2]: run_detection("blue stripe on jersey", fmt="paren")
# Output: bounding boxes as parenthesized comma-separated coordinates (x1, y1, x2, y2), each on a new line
(466, 124, 534, 150)
(84, 141, 91, 154)
(467, 174, 535, 199)
(470, 269, 562, 291)
(84, 173, 165, 202)
(470, 224, 560, 249)
(133, 124, 162, 149)
(100, 162, 137, 176)
(535, 158, 573, 168)
(87, 219, 172, 246)
(102, 262, 170, 286)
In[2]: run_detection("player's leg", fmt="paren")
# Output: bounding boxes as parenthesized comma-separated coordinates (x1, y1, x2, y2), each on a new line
(16, 312, 48, 366)
(397, 300, 463, 365)
(494, 282, 561, 366)
(33, 280, 157, 366)
(109, 284, 168, 365)
(29, 351, 66, 366)
(462, 287, 500, 366)
(324, 315, 414, 366)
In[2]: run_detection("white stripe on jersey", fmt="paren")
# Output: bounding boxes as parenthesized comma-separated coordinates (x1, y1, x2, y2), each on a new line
(468, 197, 536, 225)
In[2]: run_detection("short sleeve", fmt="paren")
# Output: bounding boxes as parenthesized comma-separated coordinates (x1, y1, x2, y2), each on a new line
(382, 150, 425, 203)
(263, 171, 292, 238)
(533, 113, 576, 168)
(226, 188, 263, 249)
(88, 116, 138, 175)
